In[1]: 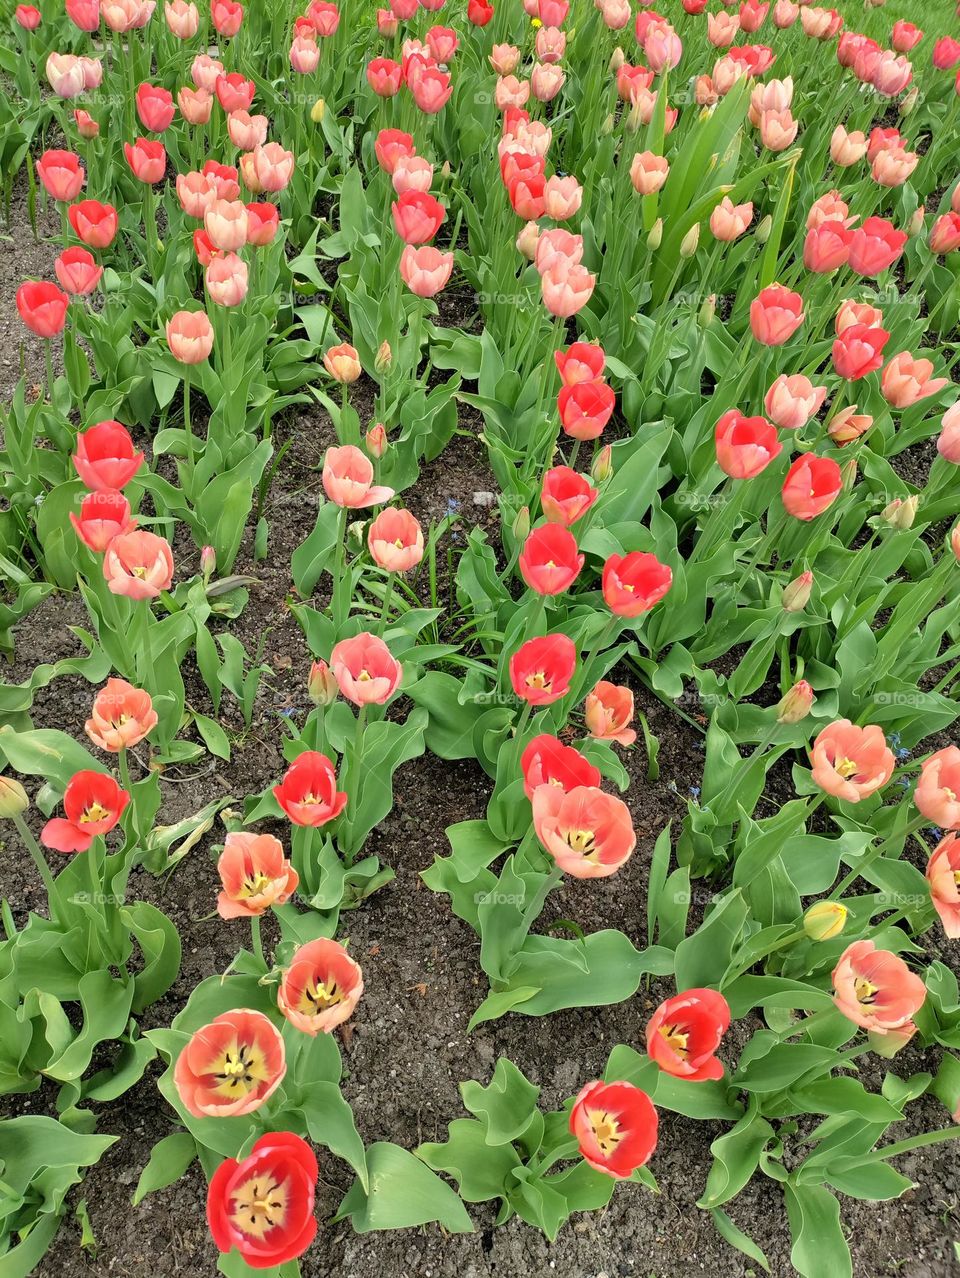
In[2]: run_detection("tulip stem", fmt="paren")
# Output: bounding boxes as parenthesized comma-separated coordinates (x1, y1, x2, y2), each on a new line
(11, 811, 62, 921)
(376, 572, 396, 638)
(250, 915, 265, 969)
(833, 813, 930, 902)
(44, 340, 55, 402)
(182, 372, 195, 485)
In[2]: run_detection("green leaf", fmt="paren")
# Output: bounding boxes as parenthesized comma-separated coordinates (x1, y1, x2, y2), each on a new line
(784, 1183, 852, 1278)
(334, 1142, 474, 1234)
(710, 1207, 771, 1272)
(132, 1132, 197, 1206)
(460, 1058, 541, 1146)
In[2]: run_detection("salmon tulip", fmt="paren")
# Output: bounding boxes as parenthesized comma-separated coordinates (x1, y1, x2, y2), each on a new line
(714, 409, 782, 479)
(781, 454, 842, 521)
(646, 988, 731, 1081)
(273, 752, 347, 826)
(84, 678, 157, 751)
(810, 719, 895, 802)
(73, 421, 144, 491)
(322, 445, 394, 508)
(915, 748, 960, 829)
(532, 784, 636, 877)
(926, 833, 960, 938)
(832, 939, 925, 1037)
(175, 1009, 285, 1118)
(520, 734, 601, 801)
(277, 937, 363, 1035)
(584, 681, 636, 747)
(103, 531, 174, 599)
(330, 632, 402, 705)
(217, 831, 300, 918)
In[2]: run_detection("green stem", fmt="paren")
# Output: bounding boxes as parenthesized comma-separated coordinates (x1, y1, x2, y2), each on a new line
(833, 813, 930, 901)
(11, 811, 62, 920)
(251, 914, 265, 968)
(376, 572, 396, 638)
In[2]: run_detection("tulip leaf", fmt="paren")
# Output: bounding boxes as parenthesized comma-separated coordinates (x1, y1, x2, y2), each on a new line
(335, 1142, 473, 1234)
(784, 1183, 852, 1278)
(460, 1058, 541, 1146)
(132, 1132, 198, 1207)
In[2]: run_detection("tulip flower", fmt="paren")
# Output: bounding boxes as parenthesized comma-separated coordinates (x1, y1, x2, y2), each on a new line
(70, 489, 137, 554)
(832, 939, 925, 1037)
(248, 142, 294, 193)
(74, 109, 100, 139)
(40, 771, 130, 853)
(646, 989, 730, 1081)
(217, 831, 300, 918)
(541, 260, 595, 317)
(710, 196, 753, 241)
(392, 155, 434, 196)
(273, 752, 347, 827)
(136, 83, 175, 132)
(55, 247, 102, 296)
(534, 228, 582, 276)
(930, 214, 960, 255)
(833, 323, 890, 380)
(177, 171, 218, 218)
(781, 454, 842, 521)
(290, 35, 320, 73)
(630, 152, 670, 199)
(938, 403, 960, 462)
(468, 0, 494, 24)
(103, 531, 175, 599)
(245, 203, 280, 246)
(803, 900, 848, 941)
(277, 937, 363, 1035)
(207, 1133, 317, 1268)
(206, 253, 248, 306)
(521, 734, 601, 801)
(749, 284, 804, 345)
(541, 467, 598, 526)
(829, 405, 873, 445)
(509, 634, 576, 706)
(776, 680, 815, 724)
(915, 748, 960, 830)
(830, 125, 868, 166)
(124, 139, 167, 184)
(934, 36, 960, 70)
(167, 310, 215, 364)
(810, 720, 895, 802)
(84, 678, 157, 751)
(927, 833, 960, 937)
(391, 191, 445, 244)
(204, 199, 248, 251)
(714, 410, 782, 479)
(45, 53, 85, 98)
(518, 524, 584, 596)
(367, 56, 404, 96)
(555, 343, 605, 385)
(872, 146, 918, 187)
(602, 552, 672, 617)
(375, 129, 415, 174)
(15, 5, 41, 27)
(803, 221, 852, 273)
(16, 281, 69, 338)
(367, 508, 424, 573)
(847, 216, 907, 276)
(175, 1009, 285, 1120)
(322, 445, 394, 508)
(557, 381, 615, 440)
(330, 632, 402, 705)
(165, 0, 199, 36)
(308, 0, 339, 34)
(533, 784, 636, 877)
(569, 1080, 657, 1179)
(73, 420, 144, 490)
(68, 200, 118, 249)
(881, 353, 948, 409)
(764, 375, 826, 432)
(399, 245, 453, 297)
(36, 150, 85, 202)
(65, 0, 99, 28)
(584, 681, 636, 747)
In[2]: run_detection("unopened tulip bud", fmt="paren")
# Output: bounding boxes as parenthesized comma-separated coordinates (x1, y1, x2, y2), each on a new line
(755, 215, 772, 244)
(200, 545, 216, 582)
(311, 97, 326, 122)
(517, 220, 540, 259)
(512, 504, 531, 541)
(782, 570, 813, 612)
(440, 160, 451, 180)
(899, 86, 919, 116)
(908, 206, 926, 237)
(881, 494, 919, 529)
(776, 679, 815, 724)
(625, 100, 644, 132)
(647, 217, 663, 250)
(698, 293, 716, 326)
(308, 659, 338, 706)
(803, 900, 848, 941)
(375, 341, 392, 374)
(601, 113, 615, 135)
(591, 444, 613, 482)
(841, 458, 858, 491)
(952, 525, 960, 562)
(0, 776, 29, 818)
(609, 47, 625, 72)
(366, 421, 388, 458)
(680, 223, 700, 258)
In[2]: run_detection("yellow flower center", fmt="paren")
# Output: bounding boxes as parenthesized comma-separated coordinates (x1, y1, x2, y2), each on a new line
(299, 977, 343, 1014)
(659, 1023, 689, 1057)
(212, 1040, 271, 1098)
(835, 756, 858, 779)
(79, 801, 110, 823)
(526, 670, 551, 691)
(588, 1109, 622, 1156)
(854, 976, 878, 1006)
(241, 871, 272, 897)
(565, 827, 597, 856)
(230, 1175, 289, 1240)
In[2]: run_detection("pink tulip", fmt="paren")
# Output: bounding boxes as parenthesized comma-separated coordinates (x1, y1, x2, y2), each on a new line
(103, 531, 174, 599)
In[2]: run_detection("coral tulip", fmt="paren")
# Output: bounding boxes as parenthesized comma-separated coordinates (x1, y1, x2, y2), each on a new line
(84, 678, 157, 751)
(278, 938, 363, 1035)
(217, 831, 299, 918)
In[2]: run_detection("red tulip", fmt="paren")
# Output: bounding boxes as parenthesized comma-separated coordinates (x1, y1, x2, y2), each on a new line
(602, 552, 672, 617)
(203, 159, 241, 200)
(216, 71, 255, 112)
(468, 0, 494, 25)
(646, 988, 731, 1081)
(391, 191, 445, 244)
(541, 466, 598, 526)
(73, 420, 144, 490)
(933, 36, 960, 70)
(277, 937, 363, 1035)
(273, 751, 347, 826)
(714, 409, 782, 479)
(803, 220, 852, 273)
(207, 1133, 317, 1268)
(847, 216, 907, 276)
(518, 523, 584, 595)
(245, 202, 280, 246)
(55, 246, 102, 296)
(16, 281, 69, 338)
(15, 5, 41, 28)
(124, 138, 167, 184)
(211, 0, 243, 37)
(36, 149, 85, 201)
(509, 633, 576, 706)
(832, 323, 890, 380)
(781, 454, 842, 521)
(136, 82, 176, 132)
(374, 128, 415, 174)
(555, 342, 604, 385)
(520, 734, 601, 801)
(557, 380, 615, 440)
(70, 489, 137, 553)
(569, 1080, 658, 1178)
(367, 56, 403, 96)
(68, 200, 118, 249)
(40, 770, 130, 853)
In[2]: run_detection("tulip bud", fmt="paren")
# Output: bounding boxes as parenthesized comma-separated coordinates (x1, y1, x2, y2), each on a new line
(0, 776, 29, 818)
(512, 504, 531, 541)
(308, 659, 338, 706)
(625, 99, 643, 132)
(908, 206, 926, 238)
(899, 86, 919, 117)
(881, 494, 919, 530)
(680, 223, 700, 258)
(952, 524, 960, 562)
(803, 900, 848, 942)
(591, 444, 613, 482)
(647, 217, 663, 250)
(366, 421, 388, 458)
(841, 458, 858, 491)
(776, 679, 815, 724)
(310, 97, 326, 122)
(609, 47, 625, 72)
(698, 293, 716, 327)
(782, 570, 813, 612)
(440, 160, 451, 180)
(200, 545, 216, 583)
(601, 113, 615, 135)
(755, 214, 772, 245)
(375, 341, 392, 374)
(517, 220, 540, 259)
